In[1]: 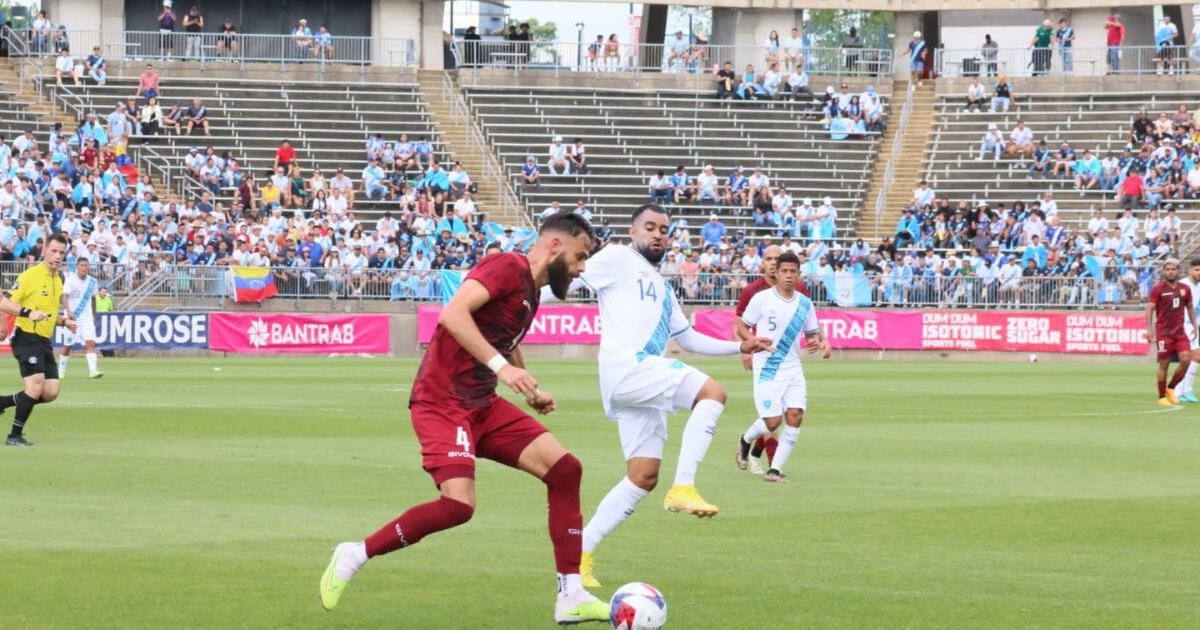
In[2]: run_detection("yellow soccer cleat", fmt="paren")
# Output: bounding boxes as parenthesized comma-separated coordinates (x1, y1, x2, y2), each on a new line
(580, 551, 600, 588)
(319, 543, 355, 611)
(1165, 388, 1180, 405)
(1158, 397, 1174, 408)
(663, 484, 719, 518)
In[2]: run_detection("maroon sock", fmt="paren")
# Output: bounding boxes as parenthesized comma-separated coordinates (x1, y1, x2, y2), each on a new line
(1158, 378, 1168, 397)
(542, 453, 583, 575)
(364, 495, 474, 558)
(764, 437, 779, 462)
(1169, 365, 1188, 389)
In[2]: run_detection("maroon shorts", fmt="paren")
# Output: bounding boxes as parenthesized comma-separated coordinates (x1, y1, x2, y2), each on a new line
(1156, 332, 1191, 362)
(410, 396, 549, 486)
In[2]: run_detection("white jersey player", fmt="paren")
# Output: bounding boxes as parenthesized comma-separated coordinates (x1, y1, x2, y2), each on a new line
(549, 204, 771, 589)
(734, 252, 825, 482)
(60, 258, 103, 379)
(1176, 259, 1200, 402)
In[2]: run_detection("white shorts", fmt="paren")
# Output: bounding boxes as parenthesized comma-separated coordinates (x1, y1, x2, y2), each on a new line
(64, 318, 97, 345)
(609, 355, 709, 461)
(754, 368, 807, 418)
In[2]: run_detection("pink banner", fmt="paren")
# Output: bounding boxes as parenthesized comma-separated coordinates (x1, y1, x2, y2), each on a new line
(417, 305, 602, 344)
(692, 309, 923, 350)
(693, 309, 1148, 355)
(209, 313, 391, 354)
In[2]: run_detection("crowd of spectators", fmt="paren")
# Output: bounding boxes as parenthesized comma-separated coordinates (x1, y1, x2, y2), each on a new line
(24, 5, 337, 63)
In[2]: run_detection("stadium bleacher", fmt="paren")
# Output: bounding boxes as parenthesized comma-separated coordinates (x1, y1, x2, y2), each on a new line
(464, 82, 888, 237)
(925, 85, 1200, 240)
(40, 75, 445, 221)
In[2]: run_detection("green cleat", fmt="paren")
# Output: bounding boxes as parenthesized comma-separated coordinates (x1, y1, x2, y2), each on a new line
(554, 590, 609, 625)
(319, 543, 353, 611)
(88, 371, 104, 379)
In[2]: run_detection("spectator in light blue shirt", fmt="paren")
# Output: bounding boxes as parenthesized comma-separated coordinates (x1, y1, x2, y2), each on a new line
(421, 161, 450, 196)
(313, 25, 334, 60)
(1073, 149, 1101, 192)
(361, 158, 386, 199)
(414, 136, 434, 169)
(1021, 235, 1047, 270)
(701, 214, 726, 247)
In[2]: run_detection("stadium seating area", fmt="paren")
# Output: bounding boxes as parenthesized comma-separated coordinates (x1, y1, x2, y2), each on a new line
(464, 83, 888, 239)
(40, 75, 446, 219)
(925, 87, 1200, 240)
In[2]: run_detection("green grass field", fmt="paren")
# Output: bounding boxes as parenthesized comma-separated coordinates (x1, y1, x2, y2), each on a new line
(0, 357, 1196, 629)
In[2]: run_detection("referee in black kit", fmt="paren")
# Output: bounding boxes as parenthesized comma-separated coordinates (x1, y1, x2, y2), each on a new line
(0, 234, 77, 447)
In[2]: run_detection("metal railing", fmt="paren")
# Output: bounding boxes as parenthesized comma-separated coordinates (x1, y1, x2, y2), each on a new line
(454, 40, 892, 79)
(3, 28, 416, 70)
(0, 258, 1150, 310)
(443, 70, 528, 228)
(935, 45, 1199, 79)
(873, 82, 913, 235)
(554, 270, 1148, 309)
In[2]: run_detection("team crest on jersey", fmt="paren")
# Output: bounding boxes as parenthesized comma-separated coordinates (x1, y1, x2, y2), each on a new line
(763, 400, 772, 409)
(28, 356, 37, 365)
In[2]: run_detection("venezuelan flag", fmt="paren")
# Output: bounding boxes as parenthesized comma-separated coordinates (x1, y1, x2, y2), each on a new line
(230, 266, 279, 303)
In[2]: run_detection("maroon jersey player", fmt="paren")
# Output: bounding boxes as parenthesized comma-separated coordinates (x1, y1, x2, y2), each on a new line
(1146, 258, 1197, 406)
(319, 212, 610, 624)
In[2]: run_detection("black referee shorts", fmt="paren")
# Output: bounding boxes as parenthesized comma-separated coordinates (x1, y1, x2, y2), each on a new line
(11, 329, 58, 380)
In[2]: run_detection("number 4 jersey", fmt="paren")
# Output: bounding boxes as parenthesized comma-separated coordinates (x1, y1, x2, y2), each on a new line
(739, 287, 821, 381)
(411, 252, 539, 409)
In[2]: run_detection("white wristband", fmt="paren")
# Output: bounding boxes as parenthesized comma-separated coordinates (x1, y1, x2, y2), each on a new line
(486, 354, 509, 373)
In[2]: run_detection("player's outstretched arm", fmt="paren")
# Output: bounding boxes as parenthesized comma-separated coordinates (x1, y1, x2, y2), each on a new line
(438, 279, 539, 398)
(676, 328, 774, 356)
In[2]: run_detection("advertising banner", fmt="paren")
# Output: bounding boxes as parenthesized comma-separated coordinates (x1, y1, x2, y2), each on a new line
(693, 309, 1148, 355)
(417, 305, 601, 344)
(209, 313, 391, 354)
(53, 311, 209, 349)
(692, 309, 923, 350)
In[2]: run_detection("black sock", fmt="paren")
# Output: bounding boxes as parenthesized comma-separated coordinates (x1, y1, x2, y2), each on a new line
(10, 392, 38, 438)
(0, 391, 19, 413)
(739, 436, 751, 459)
(751, 446, 764, 458)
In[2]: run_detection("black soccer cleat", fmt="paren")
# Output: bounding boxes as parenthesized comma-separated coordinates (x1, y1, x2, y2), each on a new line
(763, 469, 790, 484)
(5, 435, 34, 447)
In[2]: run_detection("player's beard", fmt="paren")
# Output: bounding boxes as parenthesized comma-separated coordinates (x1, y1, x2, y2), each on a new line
(548, 253, 573, 300)
(635, 242, 665, 265)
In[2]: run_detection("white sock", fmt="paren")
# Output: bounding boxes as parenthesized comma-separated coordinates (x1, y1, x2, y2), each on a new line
(673, 399, 724, 486)
(582, 476, 648, 553)
(556, 573, 583, 599)
(59, 355, 69, 377)
(337, 541, 367, 581)
(86, 352, 98, 374)
(770, 425, 802, 473)
(741, 418, 770, 443)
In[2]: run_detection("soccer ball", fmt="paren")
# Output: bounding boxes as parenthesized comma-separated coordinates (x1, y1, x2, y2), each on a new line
(609, 582, 667, 630)
(1028, 353, 1038, 363)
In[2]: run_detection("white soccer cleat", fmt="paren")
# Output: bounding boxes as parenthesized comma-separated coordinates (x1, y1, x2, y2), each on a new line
(748, 457, 765, 475)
